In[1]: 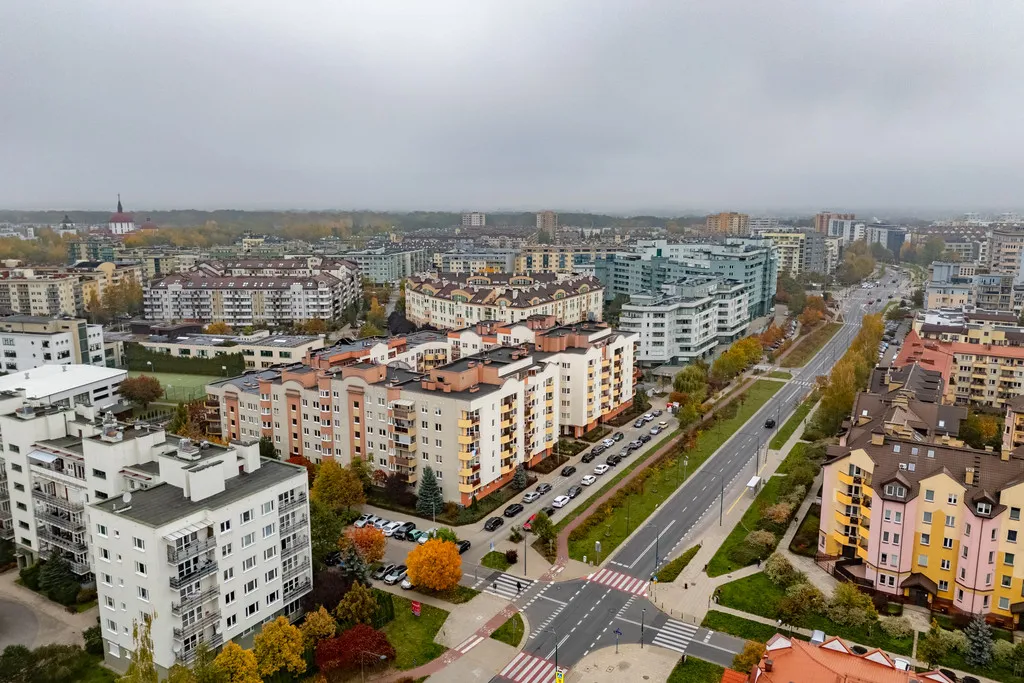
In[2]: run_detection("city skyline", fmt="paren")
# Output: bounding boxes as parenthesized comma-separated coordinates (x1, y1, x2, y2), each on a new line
(3, 2, 1024, 212)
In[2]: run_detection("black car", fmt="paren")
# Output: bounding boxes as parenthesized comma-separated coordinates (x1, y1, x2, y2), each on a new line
(764, 419, 776, 429)
(503, 503, 525, 518)
(535, 483, 552, 495)
(639, 434, 652, 444)
(393, 521, 417, 540)
(540, 506, 556, 517)
(634, 419, 645, 428)
(372, 563, 396, 581)
(652, 409, 663, 417)
(581, 451, 597, 464)
(567, 485, 583, 499)
(456, 540, 471, 554)
(612, 432, 624, 442)
(484, 516, 504, 532)
(324, 550, 342, 567)
(592, 444, 607, 456)
(560, 465, 577, 477)
(606, 454, 621, 467)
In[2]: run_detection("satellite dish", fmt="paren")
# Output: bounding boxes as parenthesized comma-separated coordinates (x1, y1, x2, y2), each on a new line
(173, 644, 181, 654)
(122, 492, 132, 504)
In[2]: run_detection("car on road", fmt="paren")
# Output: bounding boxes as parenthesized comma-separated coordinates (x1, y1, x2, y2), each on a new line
(581, 475, 597, 486)
(354, 514, 376, 528)
(372, 564, 396, 581)
(634, 419, 645, 428)
(484, 517, 504, 532)
(407, 529, 428, 543)
(523, 491, 542, 504)
(605, 454, 621, 467)
(653, 409, 663, 417)
(393, 521, 417, 540)
(601, 438, 615, 448)
(552, 495, 570, 508)
(612, 432, 624, 442)
(541, 505, 556, 517)
(643, 412, 654, 421)
(535, 482, 553, 495)
(649, 426, 662, 436)
(503, 503, 525, 518)
(560, 465, 577, 477)
(382, 521, 404, 537)
(658, 420, 668, 428)
(456, 540, 471, 554)
(639, 434, 652, 443)
(417, 528, 438, 544)
(372, 518, 390, 530)
(629, 439, 643, 449)
(383, 565, 408, 585)
(593, 464, 610, 475)
(581, 451, 597, 463)
(401, 577, 415, 590)
(592, 444, 607, 456)
(764, 418, 776, 429)
(523, 514, 539, 531)
(567, 485, 583, 498)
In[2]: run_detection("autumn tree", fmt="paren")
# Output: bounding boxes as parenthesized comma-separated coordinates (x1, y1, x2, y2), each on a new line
(212, 641, 261, 683)
(311, 459, 365, 516)
(315, 625, 395, 673)
(119, 375, 164, 409)
(733, 640, 766, 673)
(343, 526, 386, 564)
(366, 297, 387, 330)
(203, 321, 232, 335)
(253, 616, 306, 679)
(310, 499, 344, 570)
(190, 640, 223, 683)
(297, 318, 328, 334)
(86, 290, 107, 324)
(164, 664, 196, 683)
(118, 615, 157, 683)
(300, 606, 337, 650)
(406, 538, 462, 591)
(358, 322, 384, 338)
(349, 458, 373, 493)
(335, 582, 378, 625)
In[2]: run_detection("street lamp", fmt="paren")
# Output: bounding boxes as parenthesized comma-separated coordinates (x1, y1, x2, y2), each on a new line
(645, 523, 660, 569)
(543, 627, 559, 670)
(146, 360, 152, 372)
(641, 608, 646, 649)
(359, 651, 388, 683)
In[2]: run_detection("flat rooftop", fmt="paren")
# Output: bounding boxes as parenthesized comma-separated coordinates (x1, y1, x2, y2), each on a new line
(144, 333, 320, 348)
(0, 364, 125, 400)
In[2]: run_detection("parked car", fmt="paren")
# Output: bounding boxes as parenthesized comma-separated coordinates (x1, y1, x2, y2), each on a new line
(592, 444, 607, 456)
(629, 439, 643, 449)
(552, 495, 570, 508)
(639, 434, 652, 443)
(612, 432, 625, 442)
(567, 485, 583, 499)
(484, 517, 504, 532)
(649, 426, 662, 436)
(601, 438, 615, 448)
(407, 529, 427, 543)
(593, 464, 610, 475)
(372, 564, 396, 581)
(605, 454, 621, 467)
(658, 420, 668, 428)
(383, 565, 408, 585)
(634, 419, 645, 428)
(643, 413, 654, 420)
(382, 521, 404, 537)
(456, 540, 471, 554)
(581, 451, 597, 464)
(418, 528, 437, 544)
(324, 550, 342, 567)
(535, 483, 552, 495)
(560, 465, 577, 477)
(353, 514, 376, 528)
(523, 491, 541, 504)
(541, 506, 556, 517)
(393, 521, 417, 540)
(503, 503, 525, 518)
(764, 419, 776, 429)
(372, 518, 390, 530)
(581, 475, 597, 486)
(401, 577, 415, 590)
(653, 409, 663, 417)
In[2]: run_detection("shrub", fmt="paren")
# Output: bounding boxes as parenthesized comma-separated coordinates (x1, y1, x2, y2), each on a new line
(941, 628, 968, 654)
(826, 582, 877, 628)
(783, 485, 808, 508)
(993, 639, 1015, 667)
(764, 553, 804, 588)
(728, 542, 768, 567)
(763, 503, 794, 525)
(504, 549, 519, 564)
(76, 588, 97, 605)
(744, 529, 777, 550)
(878, 616, 913, 639)
(83, 625, 103, 655)
(778, 582, 824, 623)
(509, 527, 524, 543)
(19, 563, 42, 591)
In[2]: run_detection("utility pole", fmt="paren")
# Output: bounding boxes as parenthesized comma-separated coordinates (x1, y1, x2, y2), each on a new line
(719, 475, 724, 525)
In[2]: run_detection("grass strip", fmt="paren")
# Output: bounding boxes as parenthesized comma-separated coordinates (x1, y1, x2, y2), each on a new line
(481, 551, 512, 571)
(702, 610, 786, 643)
(780, 322, 842, 368)
(667, 656, 725, 683)
(412, 584, 479, 605)
(768, 396, 816, 450)
(768, 371, 792, 379)
(658, 545, 700, 583)
(490, 613, 525, 648)
(383, 596, 449, 670)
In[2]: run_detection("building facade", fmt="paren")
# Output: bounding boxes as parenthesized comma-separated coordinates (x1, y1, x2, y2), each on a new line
(0, 315, 105, 371)
(432, 249, 518, 274)
(0, 273, 80, 317)
(137, 331, 325, 370)
(536, 211, 557, 234)
(814, 211, 856, 235)
(705, 212, 749, 236)
(461, 212, 486, 228)
(343, 248, 429, 283)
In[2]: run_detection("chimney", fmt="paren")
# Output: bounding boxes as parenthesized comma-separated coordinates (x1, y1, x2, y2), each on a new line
(871, 432, 885, 446)
(764, 659, 773, 672)
(1002, 447, 1011, 462)
(965, 467, 975, 486)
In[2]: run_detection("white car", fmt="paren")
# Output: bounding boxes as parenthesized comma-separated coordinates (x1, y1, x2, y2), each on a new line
(353, 514, 376, 528)
(650, 426, 662, 435)
(642, 413, 654, 420)
(601, 438, 615, 448)
(372, 518, 390, 530)
(658, 420, 668, 428)
(552, 495, 570, 508)
(401, 577, 415, 590)
(523, 491, 541, 504)
(382, 521, 404, 537)
(593, 464, 610, 475)
(418, 527, 437, 544)
(581, 475, 597, 486)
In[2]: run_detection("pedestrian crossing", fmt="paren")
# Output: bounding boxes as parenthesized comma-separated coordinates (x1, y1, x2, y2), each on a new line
(586, 567, 649, 596)
(454, 634, 484, 654)
(484, 572, 535, 600)
(498, 652, 560, 683)
(651, 618, 699, 654)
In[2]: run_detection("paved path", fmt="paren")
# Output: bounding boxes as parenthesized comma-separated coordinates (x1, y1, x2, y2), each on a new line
(0, 568, 96, 650)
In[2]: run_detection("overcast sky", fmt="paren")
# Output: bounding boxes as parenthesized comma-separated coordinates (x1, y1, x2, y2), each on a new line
(3, 1, 1023, 213)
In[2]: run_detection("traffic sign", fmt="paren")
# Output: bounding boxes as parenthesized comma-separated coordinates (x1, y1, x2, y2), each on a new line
(614, 628, 622, 636)
(411, 601, 421, 617)
(555, 669, 565, 683)
(652, 576, 658, 583)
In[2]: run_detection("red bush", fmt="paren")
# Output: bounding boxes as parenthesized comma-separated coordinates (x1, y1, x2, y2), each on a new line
(314, 624, 395, 672)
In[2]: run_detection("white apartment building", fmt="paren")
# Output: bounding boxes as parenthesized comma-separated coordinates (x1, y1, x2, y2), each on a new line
(343, 248, 429, 284)
(206, 322, 637, 504)
(195, 258, 360, 310)
(0, 315, 105, 372)
(620, 277, 749, 365)
(990, 229, 1024, 282)
(826, 218, 866, 247)
(144, 273, 350, 327)
(461, 212, 486, 228)
(138, 331, 325, 371)
(404, 272, 604, 330)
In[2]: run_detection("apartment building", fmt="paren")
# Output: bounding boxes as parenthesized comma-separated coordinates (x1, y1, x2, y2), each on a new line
(197, 258, 360, 311)
(536, 211, 557, 233)
(942, 239, 983, 263)
(138, 331, 325, 370)
(207, 322, 637, 503)
(760, 231, 808, 277)
(68, 237, 118, 265)
(304, 331, 452, 372)
(404, 272, 603, 330)
(826, 218, 866, 247)
(925, 262, 978, 310)
(0, 273, 80, 317)
(747, 216, 779, 233)
(343, 247, 428, 283)
(0, 315, 105, 371)
(515, 244, 620, 274)
(144, 273, 350, 327)
(619, 278, 749, 365)
(433, 249, 518, 274)
(814, 211, 856, 235)
(705, 212, 749, 236)
(461, 212, 486, 228)
(974, 273, 1015, 313)
(989, 229, 1024, 280)
(866, 224, 908, 258)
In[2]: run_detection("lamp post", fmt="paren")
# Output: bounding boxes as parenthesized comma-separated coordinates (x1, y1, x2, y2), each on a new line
(359, 652, 388, 683)
(645, 523, 660, 569)
(146, 360, 153, 373)
(544, 627, 559, 670)
(641, 608, 646, 648)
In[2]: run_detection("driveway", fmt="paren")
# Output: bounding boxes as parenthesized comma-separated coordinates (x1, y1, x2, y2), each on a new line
(0, 598, 39, 650)
(0, 569, 95, 650)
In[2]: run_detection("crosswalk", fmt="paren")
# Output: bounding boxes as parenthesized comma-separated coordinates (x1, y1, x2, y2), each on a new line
(586, 567, 649, 596)
(498, 652, 561, 683)
(484, 572, 535, 600)
(651, 618, 699, 654)
(454, 634, 484, 655)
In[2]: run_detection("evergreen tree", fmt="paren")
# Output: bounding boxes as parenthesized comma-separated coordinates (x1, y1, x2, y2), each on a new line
(416, 466, 444, 519)
(38, 555, 77, 603)
(258, 436, 277, 459)
(964, 613, 994, 667)
(340, 542, 369, 584)
(512, 464, 527, 490)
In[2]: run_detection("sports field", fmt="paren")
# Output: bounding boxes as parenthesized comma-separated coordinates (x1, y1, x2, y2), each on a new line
(127, 371, 217, 402)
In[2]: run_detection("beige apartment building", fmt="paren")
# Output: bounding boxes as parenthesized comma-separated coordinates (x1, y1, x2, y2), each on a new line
(705, 212, 749, 236)
(0, 274, 80, 316)
(762, 231, 806, 277)
(207, 322, 638, 504)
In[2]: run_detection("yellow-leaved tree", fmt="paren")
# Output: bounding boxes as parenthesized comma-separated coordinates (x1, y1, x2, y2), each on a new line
(311, 459, 365, 515)
(213, 641, 261, 683)
(253, 616, 306, 679)
(300, 605, 337, 650)
(406, 538, 462, 591)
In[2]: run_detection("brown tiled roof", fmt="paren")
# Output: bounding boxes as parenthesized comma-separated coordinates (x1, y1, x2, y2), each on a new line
(407, 272, 602, 309)
(149, 273, 341, 290)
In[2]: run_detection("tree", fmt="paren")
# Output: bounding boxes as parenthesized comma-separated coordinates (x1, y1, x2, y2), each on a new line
(310, 499, 344, 570)
(190, 640, 224, 683)
(764, 552, 801, 587)
(165, 665, 197, 683)
(300, 606, 337, 650)
(366, 297, 387, 330)
(348, 458, 373, 494)
(86, 290, 107, 324)
(344, 526, 386, 564)
(258, 435, 277, 459)
(335, 582, 378, 626)
(0, 644, 94, 683)
(38, 555, 78, 604)
(118, 615, 157, 683)
(912, 287, 924, 308)
(212, 641, 261, 683)
(0, 645, 35, 683)
(203, 322, 232, 334)
(311, 459, 365, 515)
(826, 582, 877, 628)
(315, 625, 395, 673)
(416, 466, 444, 519)
(733, 640, 765, 673)
(358, 322, 384, 338)
(964, 613, 994, 667)
(383, 472, 412, 506)
(119, 375, 164, 409)
(406, 538, 462, 591)
(512, 464, 528, 490)
(530, 511, 555, 542)
(339, 542, 370, 583)
(253, 616, 306, 679)
(778, 582, 824, 623)
(917, 621, 950, 668)
(298, 318, 327, 334)
(286, 455, 316, 486)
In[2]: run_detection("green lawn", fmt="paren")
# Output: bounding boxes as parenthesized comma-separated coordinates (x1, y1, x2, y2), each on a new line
(702, 610, 788, 643)
(667, 656, 725, 683)
(769, 396, 816, 449)
(707, 476, 785, 577)
(383, 596, 449, 670)
(126, 370, 217, 402)
(768, 371, 792, 379)
(716, 573, 914, 655)
(658, 545, 700, 583)
(780, 323, 842, 368)
(490, 613, 525, 647)
(789, 503, 820, 557)
(80, 657, 118, 683)
(481, 551, 512, 571)
(930, 647, 1024, 683)
(413, 585, 480, 605)
(566, 381, 783, 563)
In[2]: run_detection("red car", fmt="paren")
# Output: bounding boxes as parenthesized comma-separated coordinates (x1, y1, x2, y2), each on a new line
(523, 513, 537, 531)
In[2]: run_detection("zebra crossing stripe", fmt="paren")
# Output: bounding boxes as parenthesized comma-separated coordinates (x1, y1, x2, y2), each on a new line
(485, 572, 535, 600)
(499, 652, 556, 683)
(588, 568, 649, 596)
(651, 619, 699, 654)
(455, 635, 484, 654)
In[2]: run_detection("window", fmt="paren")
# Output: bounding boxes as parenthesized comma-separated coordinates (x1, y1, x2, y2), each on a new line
(1000, 597, 1011, 611)
(943, 537, 953, 549)
(132, 537, 145, 551)
(977, 502, 992, 515)
(1007, 553, 1016, 567)
(92, 468, 106, 480)
(263, 546, 277, 561)
(108, 642, 120, 658)
(918, 555, 928, 567)
(884, 510, 891, 521)
(245, 602, 259, 617)
(97, 524, 108, 537)
(134, 561, 146, 576)
(893, 533, 901, 544)
(99, 548, 110, 561)
(221, 543, 233, 558)
(241, 510, 253, 524)
(884, 484, 906, 497)
(226, 614, 237, 628)
(941, 559, 951, 570)
(1010, 530, 1019, 543)
(921, 533, 930, 546)
(894, 511, 902, 524)
(1013, 507, 1022, 521)
(106, 619, 117, 633)
(965, 522, 972, 537)
(241, 532, 255, 548)
(243, 556, 257, 572)
(1003, 575, 1013, 588)
(923, 511, 932, 524)
(101, 573, 112, 586)
(137, 586, 149, 601)
(924, 489, 935, 502)
(225, 591, 235, 605)
(261, 501, 274, 515)
(244, 579, 258, 594)
(948, 493, 958, 505)
(938, 580, 949, 592)
(104, 596, 115, 609)
(267, 589, 280, 604)
(945, 515, 956, 528)
(265, 568, 278, 582)
(223, 567, 234, 582)
(882, 531, 890, 543)
(220, 520, 231, 534)
(262, 523, 275, 539)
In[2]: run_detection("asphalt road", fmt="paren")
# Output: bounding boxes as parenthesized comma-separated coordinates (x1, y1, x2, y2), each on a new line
(490, 271, 911, 680)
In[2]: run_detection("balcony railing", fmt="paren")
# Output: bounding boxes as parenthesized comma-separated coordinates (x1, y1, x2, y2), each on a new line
(282, 534, 308, 559)
(0, 525, 12, 540)
(173, 610, 221, 641)
(166, 535, 217, 564)
(280, 514, 307, 534)
(35, 508, 84, 532)
(282, 562, 309, 583)
(37, 528, 87, 553)
(31, 488, 84, 512)
(171, 589, 219, 616)
(169, 560, 218, 589)
(283, 577, 312, 600)
(279, 493, 307, 514)
(38, 547, 89, 575)
(174, 633, 223, 664)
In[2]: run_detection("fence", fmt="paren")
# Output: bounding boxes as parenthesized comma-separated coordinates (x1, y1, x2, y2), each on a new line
(125, 343, 245, 376)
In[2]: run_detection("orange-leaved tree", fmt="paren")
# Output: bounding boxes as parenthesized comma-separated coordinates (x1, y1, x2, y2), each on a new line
(406, 537, 462, 591)
(343, 526, 386, 564)
(203, 321, 232, 334)
(253, 616, 306, 679)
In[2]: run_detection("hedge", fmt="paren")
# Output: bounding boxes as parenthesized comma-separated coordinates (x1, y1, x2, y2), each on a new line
(126, 342, 245, 376)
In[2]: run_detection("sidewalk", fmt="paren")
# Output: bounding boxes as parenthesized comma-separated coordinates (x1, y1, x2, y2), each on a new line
(0, 568, 97, 649)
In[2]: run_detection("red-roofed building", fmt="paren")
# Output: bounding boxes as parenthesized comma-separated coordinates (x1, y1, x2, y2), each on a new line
(720, 668, 747, 683)
(108, 194, 135, 235)
(891, 329, 956, 403)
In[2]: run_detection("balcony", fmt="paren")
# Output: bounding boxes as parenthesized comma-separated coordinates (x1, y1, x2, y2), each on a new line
(37, 528, 87, 553)
(458, 479, 480, 494)
(0, 526, 12, 540)
(169, 559, 218, 589)
(282, 562, 309, 583)
(279, 493, 307, 514)
(280, 513, 308, 534)
(35, 508, 84, 533)
(282, 533, 308, 559)
(31, 488, 84, 512)
(836, 491, 854, 507)
(171, 589, 219, 616)
(38, 547, 88, 575)
(283, 577, 312, 600)
(166, 536, 217, 564)
(173, 611, 222, 641)
(457, 418, 475, 429)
